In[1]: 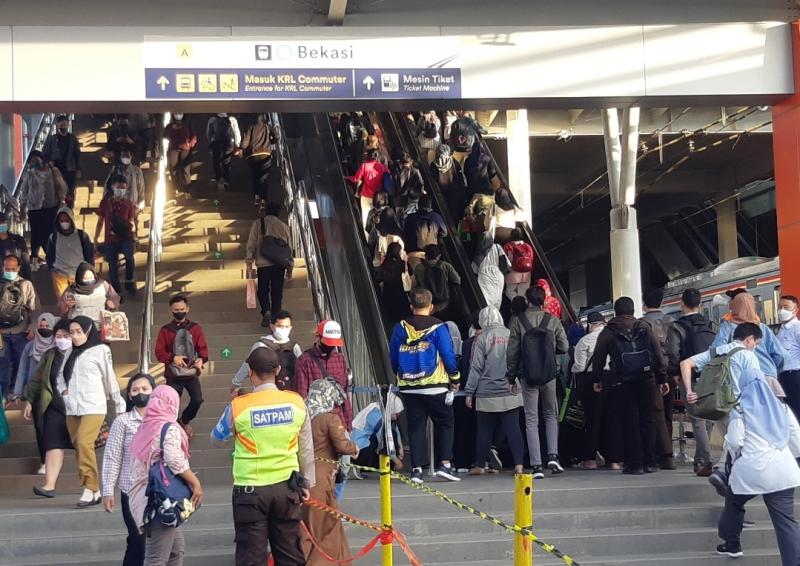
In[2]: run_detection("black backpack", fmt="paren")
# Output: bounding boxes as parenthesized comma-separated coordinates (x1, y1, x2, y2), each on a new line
(676, 317, 717, 360)
(517, 312, 556, 387)
(422, 120, 438, 139)
(259, 218, 293, 268)
(170, 325, 198, 378)
(611, 324, 653, 383)
(421, 262, 450, 305)
(0, 280, 26, 328)
(211, 116, 232, 147)
(260, 339, 298, 391)
(416, 217, 439, 249)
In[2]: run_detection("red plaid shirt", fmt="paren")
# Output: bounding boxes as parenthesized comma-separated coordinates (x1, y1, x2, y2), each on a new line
(293, 346, 352, 430)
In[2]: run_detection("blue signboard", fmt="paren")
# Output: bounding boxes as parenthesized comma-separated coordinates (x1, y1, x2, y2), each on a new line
(144, 68, 461, 99)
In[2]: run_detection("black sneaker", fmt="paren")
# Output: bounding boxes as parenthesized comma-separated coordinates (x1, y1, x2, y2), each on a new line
(716, 543, 743, 558)
(410, 468, 423, 484)
(547, 454, 564, 474)
(488, 447, 503, 471)
(531, 466, 545, 480)
(260, 312, 272, 328)
(435, 464, 461, 482)
(645, 465, 660, 474)
(709, 470, 729, 497)
(622, 467, 645, 475)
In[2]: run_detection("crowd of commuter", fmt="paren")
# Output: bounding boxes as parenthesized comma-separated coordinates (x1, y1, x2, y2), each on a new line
(3, 110, 800, 566)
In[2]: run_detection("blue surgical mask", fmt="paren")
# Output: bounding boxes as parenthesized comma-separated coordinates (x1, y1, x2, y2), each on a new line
(3, 271, 18, 281)
(0, 224, 9, 234)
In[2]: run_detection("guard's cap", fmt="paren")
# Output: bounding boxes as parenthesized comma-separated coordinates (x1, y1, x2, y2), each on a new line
(246, 347, 280, 374)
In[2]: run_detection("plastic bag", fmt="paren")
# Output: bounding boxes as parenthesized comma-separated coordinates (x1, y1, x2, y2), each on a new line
(246, 279, 257, 309)
(559, 376, 586, 430)
(100, 310, 130, 342)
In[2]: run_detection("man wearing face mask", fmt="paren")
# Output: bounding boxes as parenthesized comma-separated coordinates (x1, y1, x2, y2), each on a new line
(206, 112, 241, 191)
(0, 255, 40, 401)
(293, 320, 352, 430)
(164, 112, 197, 197)
(104, 149, 145, 213)
(45, 207, 95, 299)
(17, 150, 67, 271)
(0, 212, 31, 280)
(96, 175, 137, 295)
(42, 115, 81, 204)
(231, 310, 302, 396)
(155, 295, 209, 439)
(778, 295, 800, 423)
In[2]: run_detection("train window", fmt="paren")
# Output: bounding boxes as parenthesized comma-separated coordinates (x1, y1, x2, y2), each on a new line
(752, 295, 765, 321)
(762, 298, 776, 326)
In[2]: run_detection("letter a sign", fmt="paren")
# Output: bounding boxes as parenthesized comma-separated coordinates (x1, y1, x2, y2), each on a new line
(176, 44, 193, 59)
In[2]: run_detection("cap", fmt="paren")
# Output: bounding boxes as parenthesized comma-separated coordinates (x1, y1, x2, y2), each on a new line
(316, 320, 344, 347)
(246, 347, 280, 374)
(587, 311, 605, 324)
(725, 288, 748, 299)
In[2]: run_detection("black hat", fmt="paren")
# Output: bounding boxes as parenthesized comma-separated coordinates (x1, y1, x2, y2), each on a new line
(246, 347, 280, 375)
(725, 288, 747, 299)
(587, 311, 605, 324)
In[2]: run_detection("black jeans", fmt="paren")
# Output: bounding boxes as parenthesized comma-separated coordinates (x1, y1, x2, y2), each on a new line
(401, 392, 454, 469)
(57, 167, 77, 203)
(166, 377, 204, 425)
(211, 145, 234, 182)
(257, 265, 286, 316)
(167, 148, 192, 193)
(614, 378, 657, 470)
(233, 482, 305, 566)
(475, 409, 523, 467)
(779, 370, 800, 424)
(719, 488, 800, 565)
(121, 492, 145, 566)
(247, 155, 272, 199)
(28, 206, 58, 259)
(104, 239, 135, 292)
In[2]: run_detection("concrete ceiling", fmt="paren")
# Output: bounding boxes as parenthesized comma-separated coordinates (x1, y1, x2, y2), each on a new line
(0, 0, 795, 26)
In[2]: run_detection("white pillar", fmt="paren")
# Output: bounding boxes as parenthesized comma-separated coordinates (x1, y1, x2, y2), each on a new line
(506, 109, 532, 226)
(603, 108, 643, 316)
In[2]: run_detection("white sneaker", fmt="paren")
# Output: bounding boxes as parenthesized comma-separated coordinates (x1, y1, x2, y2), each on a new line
(36, 465, 46, 475)
(78, 488, 94, 502)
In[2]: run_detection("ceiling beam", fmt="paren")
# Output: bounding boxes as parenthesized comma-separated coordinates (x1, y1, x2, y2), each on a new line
(328, 0, 348, 25)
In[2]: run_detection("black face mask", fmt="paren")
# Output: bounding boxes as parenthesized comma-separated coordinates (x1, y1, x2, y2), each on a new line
(319, 343, 335, 356)
(173, 312, 187, 321)
(130, 393, 150, 408)
(37, 328, 54, 338)
(58, 127, 68, 135)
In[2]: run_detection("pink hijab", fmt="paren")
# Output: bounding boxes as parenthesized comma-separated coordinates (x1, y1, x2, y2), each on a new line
(130, 385, 189, 464)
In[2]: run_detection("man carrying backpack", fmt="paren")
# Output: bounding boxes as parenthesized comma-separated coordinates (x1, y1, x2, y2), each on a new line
(507, 285, 569, 478)
(413, 244, 461, 318)
(592, 297, 668, 475)
(95, 174, 136, 295)
(403, 195, 447, 270)
(155, 295, 209, 439)
(205, 113, 241, 191)
(0, 255, 39, 402)
(666, 288, 718, 476)
(503, 229, 534, 301)
(640, 288, 676, 470)
(231, 310, 302, 395)
(245, 203, 293, 328)
(389, 287, 461, 484)
(680, 322, 762, 495)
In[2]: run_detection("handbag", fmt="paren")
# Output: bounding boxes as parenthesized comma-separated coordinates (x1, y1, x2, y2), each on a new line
(401, 265, 413, 292)
(246, 279, 257, 310)
(559, 374, 586, 430)
(259, 218, 293, 268)
(100, 310, 130, 342)
(143, 423, 196, 531)
(94, 417, 111, 448)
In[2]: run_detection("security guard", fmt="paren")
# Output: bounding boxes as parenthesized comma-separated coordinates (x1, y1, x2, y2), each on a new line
(211, 347, 316, 565)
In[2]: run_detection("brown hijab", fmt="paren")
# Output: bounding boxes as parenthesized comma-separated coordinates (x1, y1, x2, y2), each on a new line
(730, 292, 760, 324)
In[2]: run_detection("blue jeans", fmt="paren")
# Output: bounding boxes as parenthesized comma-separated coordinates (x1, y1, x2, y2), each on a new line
(104, 240, 135, 292)
(0, 332, 29, 399)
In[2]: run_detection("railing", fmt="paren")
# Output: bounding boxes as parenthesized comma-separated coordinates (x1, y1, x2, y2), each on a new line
(138, 114, 169, 374)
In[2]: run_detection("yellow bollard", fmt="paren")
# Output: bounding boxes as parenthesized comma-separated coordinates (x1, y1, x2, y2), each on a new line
(379, 453, 394, 566)
(514, 472, 533, 566)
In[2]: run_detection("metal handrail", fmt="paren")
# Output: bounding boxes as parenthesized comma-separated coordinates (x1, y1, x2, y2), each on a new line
(138, 114, 169, 374)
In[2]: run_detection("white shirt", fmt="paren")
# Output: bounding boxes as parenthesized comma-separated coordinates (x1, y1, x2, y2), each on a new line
(62, 344, 126, 416)
(778, 318, 800, 372)
(572, 327, 610, 373)
(725, 407, 800, 495)
(690, 341, 760, 395)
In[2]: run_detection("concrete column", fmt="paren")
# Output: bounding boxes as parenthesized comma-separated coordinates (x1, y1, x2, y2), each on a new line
(505, 109, 532, 226)
(0, 114, 14, 192)
(715, 197, 739, 263)
(603, 108, 643, 315)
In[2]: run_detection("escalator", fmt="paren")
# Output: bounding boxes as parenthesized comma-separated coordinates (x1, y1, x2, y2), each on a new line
(275, 112, 394, 411)
(393, 112, 575, 322)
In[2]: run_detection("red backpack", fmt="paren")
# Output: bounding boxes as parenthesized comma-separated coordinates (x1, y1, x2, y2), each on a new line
(505, 241, 534, 273)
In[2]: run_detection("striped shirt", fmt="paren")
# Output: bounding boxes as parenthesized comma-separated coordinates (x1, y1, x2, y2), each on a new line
(101, 409, 143, 497)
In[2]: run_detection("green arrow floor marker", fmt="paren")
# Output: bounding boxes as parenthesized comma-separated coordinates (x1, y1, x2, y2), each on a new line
(213, 251, 223, 260)
(221, 347, 233, 359)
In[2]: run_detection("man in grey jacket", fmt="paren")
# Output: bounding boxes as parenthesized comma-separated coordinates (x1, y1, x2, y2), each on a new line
(506, 285, 569, 478)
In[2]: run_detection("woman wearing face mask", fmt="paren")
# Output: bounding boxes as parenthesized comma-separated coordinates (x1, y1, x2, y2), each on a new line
(46, 207, 95, 299)
(164, 112, 197, 196)
(58, 262, 120, 327)
(62, 316, 126, 507)
(23, 319, 74, 497)
(16, 150, 68, 270)
(102, 373, 155, 566)
(10, 313, 57, 472)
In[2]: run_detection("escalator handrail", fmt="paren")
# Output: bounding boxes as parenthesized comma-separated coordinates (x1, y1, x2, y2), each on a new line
(384, 112, 486, 322)
(474, 131, 577, 322)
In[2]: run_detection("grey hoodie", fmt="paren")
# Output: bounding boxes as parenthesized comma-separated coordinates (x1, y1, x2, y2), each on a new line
(46, 206, 94, 277)
(466, 307, 516, 398)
